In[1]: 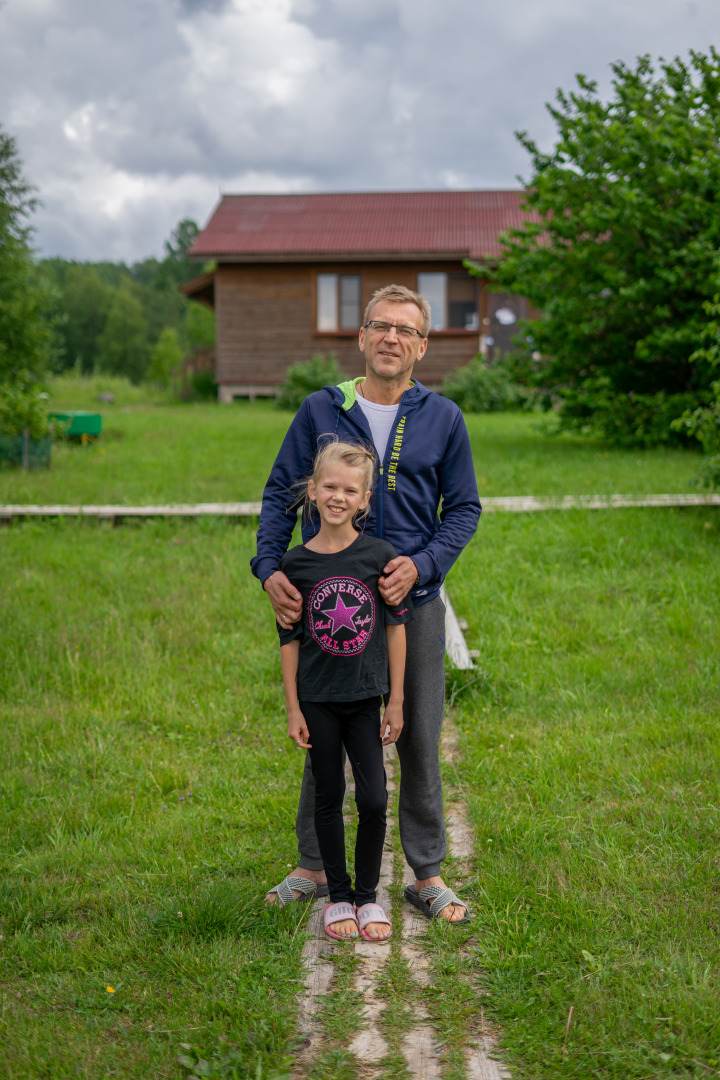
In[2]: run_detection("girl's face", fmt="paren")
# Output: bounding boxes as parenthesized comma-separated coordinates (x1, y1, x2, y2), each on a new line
(308, 462, 371, 531)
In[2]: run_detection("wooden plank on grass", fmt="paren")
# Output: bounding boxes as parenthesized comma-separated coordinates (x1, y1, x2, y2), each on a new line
(441, 584, 475, 671)
(481, 492, 720, 511)
(0, 502, 263, 520)
(1, 493, 718, 522)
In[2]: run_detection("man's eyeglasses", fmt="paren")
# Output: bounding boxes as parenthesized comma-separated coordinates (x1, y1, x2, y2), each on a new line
(363, 320, 425, 340)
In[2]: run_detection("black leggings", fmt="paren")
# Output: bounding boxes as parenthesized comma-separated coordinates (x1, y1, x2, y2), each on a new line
(300, 696, 387, 907)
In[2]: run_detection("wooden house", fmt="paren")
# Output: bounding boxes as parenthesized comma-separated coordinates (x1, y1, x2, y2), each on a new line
(183, 191, 534, 401)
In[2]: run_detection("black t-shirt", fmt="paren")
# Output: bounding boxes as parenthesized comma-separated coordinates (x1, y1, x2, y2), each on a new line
(277, 533, 413, 702)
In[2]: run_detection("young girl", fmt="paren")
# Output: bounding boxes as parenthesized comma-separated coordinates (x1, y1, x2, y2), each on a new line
(276, 441, 412, 943)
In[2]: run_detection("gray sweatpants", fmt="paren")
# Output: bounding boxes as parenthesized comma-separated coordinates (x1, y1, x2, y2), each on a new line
(295, 595, 447, 880)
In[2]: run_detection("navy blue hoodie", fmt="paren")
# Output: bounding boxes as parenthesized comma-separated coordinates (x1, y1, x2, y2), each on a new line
(251, 378, 481, 607)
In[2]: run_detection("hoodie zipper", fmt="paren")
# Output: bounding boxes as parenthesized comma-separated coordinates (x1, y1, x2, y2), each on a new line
(344, 388, 408, 540)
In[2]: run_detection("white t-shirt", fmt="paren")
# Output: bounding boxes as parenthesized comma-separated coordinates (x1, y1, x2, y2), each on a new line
(355, 384, 399, 462)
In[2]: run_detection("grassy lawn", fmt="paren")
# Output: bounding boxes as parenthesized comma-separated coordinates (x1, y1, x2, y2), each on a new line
(1, 518, 303, 1079)
(466, 413, 703, 498)
(1, 385, 719, 1078)
(447, 506, 720, 1078)
(0, 373, 704, 506)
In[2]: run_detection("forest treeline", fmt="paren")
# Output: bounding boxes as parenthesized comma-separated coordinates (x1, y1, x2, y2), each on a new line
(40, 218, 214, 387)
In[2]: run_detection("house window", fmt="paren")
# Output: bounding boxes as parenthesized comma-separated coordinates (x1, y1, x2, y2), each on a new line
(316, 273, 362, 331)
(417, 272, 479, 331)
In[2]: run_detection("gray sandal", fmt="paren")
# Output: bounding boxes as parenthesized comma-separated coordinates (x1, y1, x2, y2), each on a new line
(267, 875, 329, 906)
(404, 884, 471, 924)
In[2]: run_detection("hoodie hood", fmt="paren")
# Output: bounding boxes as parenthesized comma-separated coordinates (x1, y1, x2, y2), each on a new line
(333, 378, 429, 411)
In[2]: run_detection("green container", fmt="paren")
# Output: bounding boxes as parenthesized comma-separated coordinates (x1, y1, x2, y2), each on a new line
(0, 434, 52, 469)
(49, 411, 103, 439)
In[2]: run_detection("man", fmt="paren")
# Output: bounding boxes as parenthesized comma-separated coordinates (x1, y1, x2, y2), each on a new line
(252, 284, 481, 921)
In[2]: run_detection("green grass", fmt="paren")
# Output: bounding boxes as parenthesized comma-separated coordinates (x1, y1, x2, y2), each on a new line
(465, 412, 703, 497)
(442, 506, 720, 1078)
(0, 518, 305, 1079)
(1, 392, 719, 1077)
(0, 374, 704, 506)
(308, 948, 364, 1079)
(45, 372, 175, 411)
(0, 375, 293, 505)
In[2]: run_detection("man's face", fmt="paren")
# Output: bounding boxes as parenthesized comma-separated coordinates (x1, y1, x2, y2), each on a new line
(358, 299, 428, 383)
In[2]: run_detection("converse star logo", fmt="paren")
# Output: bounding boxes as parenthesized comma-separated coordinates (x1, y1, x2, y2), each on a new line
(309, 576, 375, 656)
(325, 593, 361, 634)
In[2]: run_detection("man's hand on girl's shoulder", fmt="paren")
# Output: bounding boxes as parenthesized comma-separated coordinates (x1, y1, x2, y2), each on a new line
(265, 570, 303, 626)
(379, 555, 418, 607)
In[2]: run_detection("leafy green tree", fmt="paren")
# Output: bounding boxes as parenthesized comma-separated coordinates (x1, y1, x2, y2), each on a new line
(137, 218, 200, 292)
(0, 379, 52, 437)
(0, 127, 57, 383)
(672, 295, 720, 488)
(38, 219, 203, 380)
(59, 264, 114, 373)
(130, 219, 201, 343)
(146, 327, 183, 387)
(140, 275, 187, 346)
(165, 218, 200, 264)
(186, 301, 215, 350)
(473, 50, 720, 444)
(95, 285, 149, 383)
(0, 125, 36, 241)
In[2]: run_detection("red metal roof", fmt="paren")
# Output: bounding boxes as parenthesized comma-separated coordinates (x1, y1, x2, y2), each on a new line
(190, 190, 533, 262)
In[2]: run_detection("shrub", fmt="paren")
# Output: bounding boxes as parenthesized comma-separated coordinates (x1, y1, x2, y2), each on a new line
(147, 327, 183, 388)
(0, 380, 52, 438)
(672, 380, 720, 489)
(188, 370, 217, 400)
(558, 377, 700, 447)
(0, 380, 55, 467)
(671, 294, 720, 488)
(276, 353, 348, 412)
(441, 356, 528, 413)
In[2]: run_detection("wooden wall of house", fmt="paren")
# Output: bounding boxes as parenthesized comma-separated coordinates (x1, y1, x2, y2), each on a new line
(213, 261, 496, 391)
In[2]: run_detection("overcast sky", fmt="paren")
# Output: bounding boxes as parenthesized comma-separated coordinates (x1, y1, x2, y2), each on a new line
(0, 0, 717, 263)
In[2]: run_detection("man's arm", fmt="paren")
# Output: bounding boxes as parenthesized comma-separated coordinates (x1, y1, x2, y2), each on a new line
(265, 571, 303, 626)
(382, 406, 479, 609)
(379, 408, 480, 604)
(250, 397, 318, 588)
(250, 397, 318, 622)
(414, 408, 481, 584)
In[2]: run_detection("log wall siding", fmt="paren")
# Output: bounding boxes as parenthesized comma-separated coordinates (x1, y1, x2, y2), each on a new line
(213, 261, 487, 389)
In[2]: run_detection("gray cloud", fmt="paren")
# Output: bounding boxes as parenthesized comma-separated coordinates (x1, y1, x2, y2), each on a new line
(176, 0, 231, 14)
(1, 0, 718, 261)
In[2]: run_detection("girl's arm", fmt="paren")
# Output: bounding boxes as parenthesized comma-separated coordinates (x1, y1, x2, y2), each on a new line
(382, 624, 406, 746)
(280, 641, 311, 749)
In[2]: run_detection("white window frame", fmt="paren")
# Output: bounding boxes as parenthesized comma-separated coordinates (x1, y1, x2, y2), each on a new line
(417, 271, 479, 331)
(316, 273, 362, 331)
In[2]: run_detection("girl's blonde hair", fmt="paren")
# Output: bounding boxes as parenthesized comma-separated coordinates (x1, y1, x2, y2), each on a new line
(300, 439, 377, 524)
